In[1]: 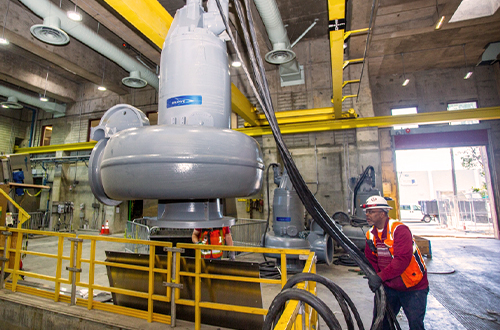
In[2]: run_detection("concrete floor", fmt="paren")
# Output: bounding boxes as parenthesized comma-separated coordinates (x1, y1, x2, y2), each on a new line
(2, 223, 500, 330)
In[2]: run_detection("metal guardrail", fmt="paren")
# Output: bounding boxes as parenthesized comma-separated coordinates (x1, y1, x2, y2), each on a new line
(0, 227, 318, 329)
(124, 219, 151, 254)
(231, 218, 268, 247)
(14, 212, 48, 230)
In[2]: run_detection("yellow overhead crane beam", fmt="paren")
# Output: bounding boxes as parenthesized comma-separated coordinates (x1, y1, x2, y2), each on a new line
(14, 107, 499, 154)
(236, 107, 500, 136)
(102, 0, 258, 126)
(328, 0, 346, 120)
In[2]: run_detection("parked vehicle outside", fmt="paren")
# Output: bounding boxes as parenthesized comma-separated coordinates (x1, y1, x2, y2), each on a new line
(399, 204, 424, 221)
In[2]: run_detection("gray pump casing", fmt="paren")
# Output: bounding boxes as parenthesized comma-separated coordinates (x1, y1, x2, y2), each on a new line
(264, 170, 334, 265)
(88, 0, 264, 228)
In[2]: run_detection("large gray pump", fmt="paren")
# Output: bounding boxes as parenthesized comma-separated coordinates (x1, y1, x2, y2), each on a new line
(264, 168, 334, 268)
(88, 0, 264, 229)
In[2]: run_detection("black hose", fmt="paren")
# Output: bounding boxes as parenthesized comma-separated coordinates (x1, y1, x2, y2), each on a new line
(262, 163, 279, 252)
(351, 166, 375, 216)
(214, 1, 399, 329)
(282, 273, 365, 330)
(263, 288, 341, 330)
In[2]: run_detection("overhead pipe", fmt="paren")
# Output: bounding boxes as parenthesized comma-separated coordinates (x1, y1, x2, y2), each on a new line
(253, 0, 304, 86)
(0, 85, 66, 117)
(19, 0, 159, 91)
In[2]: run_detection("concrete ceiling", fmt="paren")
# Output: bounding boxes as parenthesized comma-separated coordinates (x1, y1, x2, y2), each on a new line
(0, 0, 498, 106)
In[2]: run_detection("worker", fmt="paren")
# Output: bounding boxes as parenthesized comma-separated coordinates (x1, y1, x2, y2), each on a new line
(192, 227, 235, 260)
(362, 195, 428, 330)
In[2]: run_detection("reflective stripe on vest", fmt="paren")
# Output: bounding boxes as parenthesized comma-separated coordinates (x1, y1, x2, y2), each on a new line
(199, 229, 224, 259)
(366, 219, 426, 288)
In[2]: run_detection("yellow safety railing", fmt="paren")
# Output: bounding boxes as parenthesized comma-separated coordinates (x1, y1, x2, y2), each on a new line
(0, 189, 31, 227)
(0, 228, 319, 329)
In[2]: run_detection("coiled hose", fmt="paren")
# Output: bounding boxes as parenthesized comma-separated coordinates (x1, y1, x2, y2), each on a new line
(214, 1, 400, 329)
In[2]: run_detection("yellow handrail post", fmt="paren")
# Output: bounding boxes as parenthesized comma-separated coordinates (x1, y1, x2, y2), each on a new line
(76, 240, 83, 283)
(280, 253, 287, 288)
(10, 231, 23, 292)
(54, 236, 64, 301)
(87, 239, 96, 310)
(195, 248, 202, 330)
(147, 245, 155, 322)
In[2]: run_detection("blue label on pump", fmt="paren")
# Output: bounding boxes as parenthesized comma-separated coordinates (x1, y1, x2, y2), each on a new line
(276, 217, 291, 222)
(167, 95, 202, 108)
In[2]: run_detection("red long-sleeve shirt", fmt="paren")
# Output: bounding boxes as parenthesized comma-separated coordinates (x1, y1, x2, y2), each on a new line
(364, 222, 428, 291)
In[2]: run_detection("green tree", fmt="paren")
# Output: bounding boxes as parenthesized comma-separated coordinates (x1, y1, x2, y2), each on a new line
(458, 147, 486, 197)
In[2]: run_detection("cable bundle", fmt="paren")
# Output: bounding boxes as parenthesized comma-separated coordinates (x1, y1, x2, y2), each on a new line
(214, 1, 399, 328)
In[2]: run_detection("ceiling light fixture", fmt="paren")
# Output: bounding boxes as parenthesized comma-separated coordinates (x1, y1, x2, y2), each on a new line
(40, 71, 49, 102)
(0, 0, 11, 46)
(231, 32, 242, 68)
(67, 0, 82, 22)
(434, 0, 445, 30)
(462, 44, 473, 80)
(401, 53, 409, 87)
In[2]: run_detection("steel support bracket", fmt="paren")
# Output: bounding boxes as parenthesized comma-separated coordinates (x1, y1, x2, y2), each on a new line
(163, 281, 183, 289)
(163, 247, 185, 253)
(67, 238, 84, 243)
(0, 257, 9, 262)
(66, 266, 82, 273)
(1, 231, 12, 236)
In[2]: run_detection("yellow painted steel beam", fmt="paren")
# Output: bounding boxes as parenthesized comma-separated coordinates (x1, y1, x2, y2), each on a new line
(343, 58, 364, 69)
(342, 79, 360, 88)
(328, 0, 346, 119)
(231, 84, 261, 126)
(344, 28, 370, 40)
(14, 142, 96, 154)
(102, 0, 173, 49)
(342, 94, 356, 102)
(235, 106, 500, 136)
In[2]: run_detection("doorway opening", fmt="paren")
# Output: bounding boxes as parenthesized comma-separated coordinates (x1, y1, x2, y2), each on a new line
(395, 146, 494, 237)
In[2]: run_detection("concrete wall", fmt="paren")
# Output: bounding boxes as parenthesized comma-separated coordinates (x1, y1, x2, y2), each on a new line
(10, 34, 500, 236)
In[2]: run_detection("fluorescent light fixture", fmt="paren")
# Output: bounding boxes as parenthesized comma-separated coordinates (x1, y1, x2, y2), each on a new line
(402, 78, 410, 86)
(2, 104, 9, 108)
(98, 86, 107, 91)
(435, 16, 445, 29)
(464, 71, 473, 79)
(231, 59, 242, 68)
(0, 37, 9, 45)
(67, 10, 82, 21)
(40, 96, 48, 102)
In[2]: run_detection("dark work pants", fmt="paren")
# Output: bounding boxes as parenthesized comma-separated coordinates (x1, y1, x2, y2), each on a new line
(373, 285, 429, 330)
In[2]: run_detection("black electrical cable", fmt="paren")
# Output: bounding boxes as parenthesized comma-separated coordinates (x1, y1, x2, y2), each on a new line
(282, 273, 365, 330)
(351, 166, 375, 216)
(214, 1, 400, 329)
(262, 163, 279, 254)
(333, 254, 359, 267)
(263, 288, 341, 330)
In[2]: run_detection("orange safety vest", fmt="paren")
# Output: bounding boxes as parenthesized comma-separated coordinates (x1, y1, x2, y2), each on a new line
(199, 228, 224, 259)
(366, 219, 426, 288)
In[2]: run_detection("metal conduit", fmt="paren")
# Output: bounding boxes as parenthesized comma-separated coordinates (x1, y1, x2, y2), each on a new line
(19, 0, 159, 91)
(0, 85, 66, 116)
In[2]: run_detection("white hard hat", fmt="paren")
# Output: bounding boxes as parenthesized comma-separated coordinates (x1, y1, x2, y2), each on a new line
(361, 195, 393, 210)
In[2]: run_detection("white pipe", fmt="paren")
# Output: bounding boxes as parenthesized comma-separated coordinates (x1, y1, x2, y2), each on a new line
(19, 0, 159, 91)
(0, 85, 66, 116)
(253, 0, 303, 85)
(253, 0, 290, 49)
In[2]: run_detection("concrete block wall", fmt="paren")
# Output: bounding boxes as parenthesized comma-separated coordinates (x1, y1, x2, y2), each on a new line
(0, 108, 31, 154)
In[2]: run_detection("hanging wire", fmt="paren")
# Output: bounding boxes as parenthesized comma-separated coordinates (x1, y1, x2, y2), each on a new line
(214, 0, 400, 329)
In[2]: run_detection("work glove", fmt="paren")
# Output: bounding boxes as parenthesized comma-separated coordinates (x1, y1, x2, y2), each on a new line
(229, 251, 236, 261)
(367, 274, 382, 292)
